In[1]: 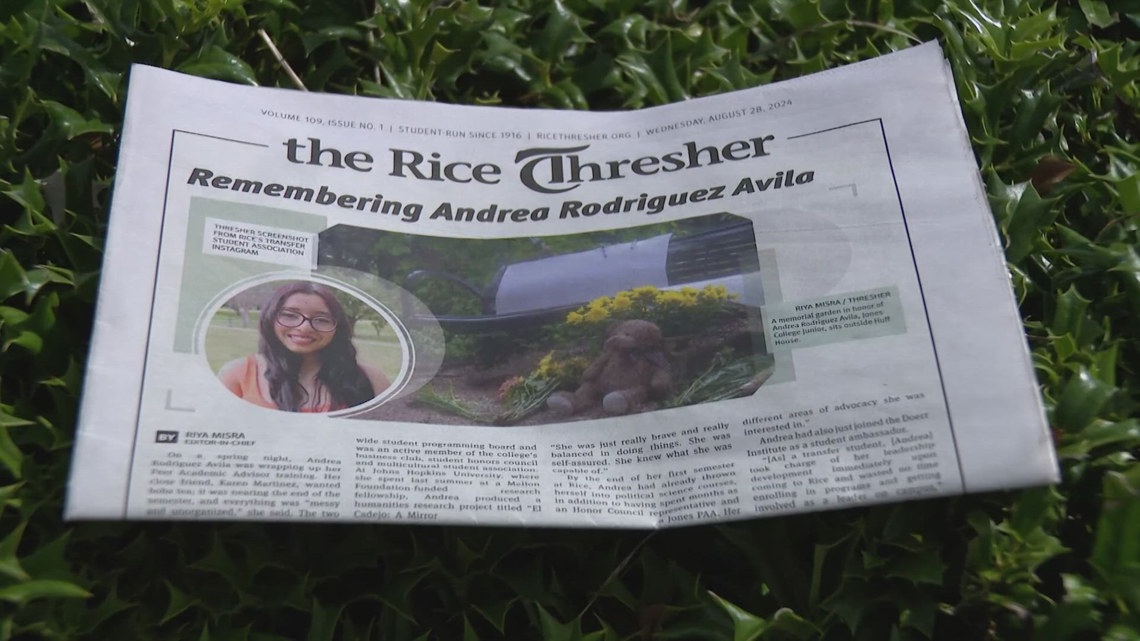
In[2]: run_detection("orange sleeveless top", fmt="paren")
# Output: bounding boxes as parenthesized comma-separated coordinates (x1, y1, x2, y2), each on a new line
(233, 355, 342, 413)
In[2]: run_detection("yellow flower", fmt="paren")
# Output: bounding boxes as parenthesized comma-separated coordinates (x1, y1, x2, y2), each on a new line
(566, 311, 585, 325)
(610, 293, 633, 312)
(700, 285, 733, 301)
(584, 307, 609, 322)
(537, 351, 574, 379)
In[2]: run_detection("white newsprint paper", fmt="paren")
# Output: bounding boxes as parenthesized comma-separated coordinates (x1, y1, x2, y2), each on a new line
(66, 42, 1059, 527)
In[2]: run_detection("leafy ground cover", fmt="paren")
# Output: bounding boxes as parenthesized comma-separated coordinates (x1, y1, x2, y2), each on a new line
(1, 0, 1138, 639)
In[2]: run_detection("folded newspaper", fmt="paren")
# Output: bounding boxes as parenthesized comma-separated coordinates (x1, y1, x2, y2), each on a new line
(65, 42, 1059, 526)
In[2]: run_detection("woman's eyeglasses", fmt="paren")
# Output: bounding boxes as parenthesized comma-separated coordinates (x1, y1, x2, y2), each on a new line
(276, 310, 337, 332)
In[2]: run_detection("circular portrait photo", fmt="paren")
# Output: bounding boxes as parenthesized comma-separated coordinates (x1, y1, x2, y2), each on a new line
(204, 280, 405, 413)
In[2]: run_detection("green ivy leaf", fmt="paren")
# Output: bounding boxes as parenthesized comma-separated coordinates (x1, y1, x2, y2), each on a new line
(0, 580, 91, 603)
(1078, 0, 1118, 27)
(1117, 173, 1140, 214)
(18, 531, 75, 581)
(899, 600, 937, 638)
(463, 615, 480, 641)
(80, 585, 138, 633)
(1091, 467, 1140, 572)
(882, 549, 946, 586)
(0, 426, 23, 479)
(1054, 367, 1115, 432)
(535, 603, 583, 641)
(0, 522, 28, 582)
(1058, 419, 1140, 458)
(534, 0, 592, 63)
(0, 409, 33, 428)
(708, 591, 770, 641)
(41, 100, 115, 139)
(1009, 487, 1060, 537)
(0, 252, 27, 303)
(1003, 181, 1057, 264)
(1037, 575, 1101, 641)
(769, 608, 818, 640)
(178, 47, 259, 85)
(307, 599, 344, 641)
(1050, 287, 1102, 348)
(471, 597, 515, 634)
(159, 580, 200, 625)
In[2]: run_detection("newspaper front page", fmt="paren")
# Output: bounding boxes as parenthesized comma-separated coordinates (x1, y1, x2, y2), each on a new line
(65, 42, 1059, 527)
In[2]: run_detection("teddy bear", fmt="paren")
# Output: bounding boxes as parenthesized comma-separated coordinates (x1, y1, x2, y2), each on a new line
(547, 319, 673, 416)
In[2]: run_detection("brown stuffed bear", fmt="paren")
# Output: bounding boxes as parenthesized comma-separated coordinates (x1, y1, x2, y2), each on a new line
(547, 319, 673, 415)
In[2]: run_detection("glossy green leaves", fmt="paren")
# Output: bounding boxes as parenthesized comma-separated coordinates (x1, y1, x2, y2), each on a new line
(2, 0, 1139, 639)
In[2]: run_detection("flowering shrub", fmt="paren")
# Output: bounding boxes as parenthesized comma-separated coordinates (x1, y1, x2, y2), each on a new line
(564, 284, 737, 337)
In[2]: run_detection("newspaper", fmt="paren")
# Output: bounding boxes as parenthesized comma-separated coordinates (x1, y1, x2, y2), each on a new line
(65, 42, 1059, 527)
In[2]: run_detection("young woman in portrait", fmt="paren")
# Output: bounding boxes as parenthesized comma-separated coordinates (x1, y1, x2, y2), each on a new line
(218, 281, 390, 412)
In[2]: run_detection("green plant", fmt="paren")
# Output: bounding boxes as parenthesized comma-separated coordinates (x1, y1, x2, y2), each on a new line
(560, 284, 739, 342)
(495, 373, 561, 425)
(1, 0, 1138, 639)
(664, 351, 773, 408)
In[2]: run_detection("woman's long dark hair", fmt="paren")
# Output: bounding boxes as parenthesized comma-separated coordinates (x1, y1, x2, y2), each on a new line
(258, 281, 375, 411)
